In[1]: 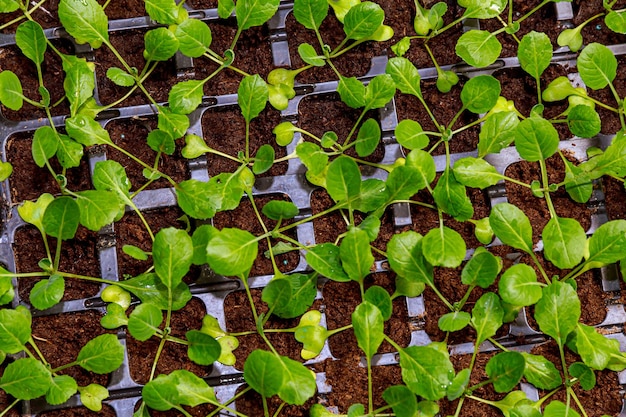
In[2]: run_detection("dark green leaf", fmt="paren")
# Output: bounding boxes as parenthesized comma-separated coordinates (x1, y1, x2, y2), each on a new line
(498, 264, 542, 306)
(58, 0, 109, 48)
(277, 356, 316, 405)
(186, 330, 221, 365)
(432, 170, 473, 221)
(32, 126, 59, 168)
(175, 18, 212, 58)
(16, 21, 46, 65)
(273, 273, 317, 319)
(117, 273, 191, 310)
(244, 350, 284, 397)
(355, 118, 380, 157)
(387, 231, 434, 285)
(262, 200, 299, 220)
(337, 76, 366, 108)
(478, 111, 519, 157)
(326, 155, 361, 203)
(489, 203, 533, 253)
(522, 352, 562, 390)
(486, 351, 525, 392)
(364, 286, 392, 320)
(169, 80, 205, 115)
(42, 196, 80, 240)
(382, 385, 418, 417)
(306, 243, 350, 282)
(77, 334, 124, 374)
(153, 227, 193, 289)
(460, 75, 501, 113)
(461, 247, 501, 288)
(253, 144, 275, 174)
(340, 228, 374, 282)
(386, 165, 426, 201)
(569, 362, 595, 390)
(176, 179, 218, 220)
(293, 0, 328, 29)
(535, 281, 580, 346)
(75, 190, 124, 231)
(567, 105, 601, 138)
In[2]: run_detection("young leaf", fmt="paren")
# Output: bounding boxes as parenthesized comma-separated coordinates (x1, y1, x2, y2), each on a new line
(117, 273, 191, 311)
(340, 228, 374, 282)
(206, 228, 258, 276)
(456, 30, 502, 68)
(461, 247, 501, 288)
(478, 111, 519, 157)
(386, 57, 421, 97)
(175, 18, 212, 58)
(422, 226, 466, 268)
(0, 71, 23, 111)
(364, 286, 392, 320)
(79, 384, 109, 412)
(605, 11, 626, 34)
(186, 330, 221, 365)
(364, 74, 395, 110)
(395, 119, 428, 150)
(535, 281, 580, 346)
(236, 0, 280, 31)
(62, 55, 96, 116)
(471, 292, 504, 344)
(489, 203, 533, 253)
(106, 67, 135, 87)
(273, 121, 298, 146)
(326, 155, 361, 203)
(306, 243, 350, 282)
(101, 303, 129, 329)
(58, 0, 109, 48)
(399, 345, 454, 401)
(294, 0, 328, 29)
(499, 264, 542, 306)
(18, 193, 54, 233)
(253, 144, 275, 174)
(577, 43, 617, 90)
(46, 375, 78, 406)
(128, 303, 163, 341)
(0, 358, 52, 400)
(262, 200, 299, 220)
(169, 80, 205, 115)
(144, 27, 179, 62)
(238, 74, 269, 123)
(518, 31, 552, 80)
(76, 334, 124, 373)
(522, 352, 562, 390)
(355, 118, 380, 157)
(153, 227, 193, 289)
(542, 216, 586, 269)
(460, 75, 501, 114)
(42, 196, 80, 240)
(298, 43, 325, 66)
(453, 157, 502, 189)
(15, 20, 46, 65)
(438, 311, 471, 332)
(567, 104, 601, 138)
(343, 1, 384, 40)
(353, 301, 385, 359)
(0, 308, 31, 354)
(386, 231, 434, 286)
(30, 275, 65, 310)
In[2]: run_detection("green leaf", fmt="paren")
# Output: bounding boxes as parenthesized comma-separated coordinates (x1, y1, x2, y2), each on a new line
(405, 149, 436, 187)
(191, 225, 217, 266)
(153, 227, 193, 289)
(144, 0, 185, 25)
(58, 0, 109, 48)
(364, 286, 392, 320)
(571, 323, 619, 370)
(386, 165, 426, 201)
(0, 358, 51, 400)
(432, 170, 473, 221)
(461, 247, 501, 288)
(297, 142, 328, 175)
(206, 228, 258, 276)
(336, 76, 366, 109)
(42, 196, 80, 240)
(489, 203, 533, 253)
(364, 74, 396, 110)
(0, 71, 23, 111)
(387, 231, 434, 285)
(175, 18, 212, 58)
(518, 31, 552, 79)
(343, 1, 384, 40)
(0, 0, 19, 12)
(353, 301, 385, 358)
(31, 126, 59, 168)
(142, 374, 179, 411)
(277, 356, 316, 405)
(101, 303, 129, 329)
(106, 67, 135, 87)
(460, 75, 501, 113)
(542, 216, 586, 269)
(478, 112, 519, 157)
(244, 350, 284, 397)
(326, 155, 361, 203)
(522, 352, 562, 390)
(395, 119, 428, 150)
(117, 273, 191, 311)
(46, 375, 77, 405)
(157, 105, 190, 139)
(293, 0, 328, 29)
(75, 190, 124, 231)
(544, 401, 580, 417)
(273, 121, 298, 146)
(422, 226, 466, 268)
(76, 334, 124, 373)
(355, 118, 380, 157)
(356, 178, 388, 213)
(66, 114, 113, 146)
(568, 362, 595, 390)
(253, 144, 275, 174)
(146, 130, 175, 156)
(515, 116, 559, 162)
(340, 228, 374, 282)
(92, 160, 131, 203)
(382, 385, 418, 417)
(128, 303, 163, 341)
(535, 281, 580, 346)
(456, 30, 502, 68)
(79, 384, 108, 412)
(262, 200, 299, 220)
(0, 308, 31, 354)
(453, 157, 502, 189)
(30, 275, 65, 310)
(298, 43, 325, 66)
(471, 292, 503, 344)
(459, 0, 506, 18)
(236, 0, 280, 30)
(577, 43, 617, 90)
(238, 74, 269, 123)
(62, 55, 96, 116)
(306, 243, 350, 282)
(499, 264, 542, 306)
(15, 20, 46, 65)
(176, 179, 218, 220)
(438, 311, 471, 332)
(486, 351, 525, 392)
(218, 0, 235, 18)
(169, 80, 205, 115)
(144, 27, 179, 62)
(18, 193, 54, 232)
(400, 345, 454, 401)
(172, 370, 216, 406)
(567, 105, 601, 138)
(386, 57, 421, 97)
(186, 330, 221, 365)
(586, 220, 626, 265)
(605, 10, 626, 34)
(264, 274, 317, 319)
(447, 369, 470, 401)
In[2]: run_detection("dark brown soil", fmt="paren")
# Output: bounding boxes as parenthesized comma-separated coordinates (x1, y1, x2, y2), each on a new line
(94, 29, 181, 107)
(104, 117, 190, 191)
(31, 310, 112, 387)
(603, 176, 626, 220)
(573, 0, 626, 46)
(202, 105, 287, 177)
(531, 340, 623, 417)
(38, 405, 117, 417)
(0, 41, 71, 121)
(193, 20, 274, 96)
(14, 225, 102, 302)
(6, 132, 93, 202)
(126, 297, 211, 384)
(323, 272, 411, 359)
(114, 206, 187, 279)
(310, 189, 395, 260)
(144, 402, 216, 417)
(480, 0, 565, 58)
(185, 0, 218, 9)
(494, 65, 571, 139)
(394, 79, 480, 155)
(212, 195, 300, 277)
(223, 289, 317, 370)
(297, 92, 385, 166)
(504, 154, 593, 243)
(234, 384, 319, 417)
(587, 55, 626, 135)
